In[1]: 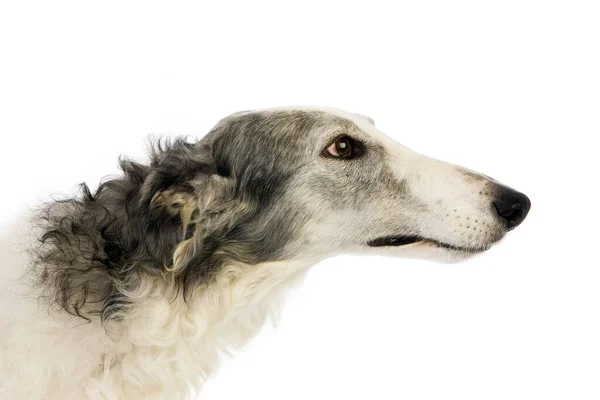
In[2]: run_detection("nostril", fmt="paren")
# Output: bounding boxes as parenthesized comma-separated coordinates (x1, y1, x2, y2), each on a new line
(493, 189, 531, 230)
(494, 203, 524, 227)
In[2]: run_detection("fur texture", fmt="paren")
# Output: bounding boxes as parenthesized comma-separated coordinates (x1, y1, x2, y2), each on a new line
(0, 107, 530, 399)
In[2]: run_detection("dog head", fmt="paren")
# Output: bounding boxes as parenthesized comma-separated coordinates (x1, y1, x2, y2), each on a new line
(190, 107, 530, 264)
(34, 107, 530, 319)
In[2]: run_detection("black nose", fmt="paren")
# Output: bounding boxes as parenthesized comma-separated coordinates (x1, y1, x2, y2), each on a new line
(493, 188, 531, 230)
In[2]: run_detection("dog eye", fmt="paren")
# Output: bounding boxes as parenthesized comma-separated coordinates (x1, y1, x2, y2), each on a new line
(324, 136, 362, 159)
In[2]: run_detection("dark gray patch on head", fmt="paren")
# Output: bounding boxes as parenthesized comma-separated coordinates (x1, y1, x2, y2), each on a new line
(179, 110, 356, 290)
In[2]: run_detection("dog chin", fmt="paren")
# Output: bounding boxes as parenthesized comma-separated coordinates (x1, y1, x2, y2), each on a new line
(420, 241, 490, 263)
(366, 240, 491, 263)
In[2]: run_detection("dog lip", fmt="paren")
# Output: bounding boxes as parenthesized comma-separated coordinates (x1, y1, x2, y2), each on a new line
(367, 235, 489, 254)
(367, 235, 423, 247)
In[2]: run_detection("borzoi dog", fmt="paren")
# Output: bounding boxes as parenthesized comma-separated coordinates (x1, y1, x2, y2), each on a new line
(0, 107, 530, 399)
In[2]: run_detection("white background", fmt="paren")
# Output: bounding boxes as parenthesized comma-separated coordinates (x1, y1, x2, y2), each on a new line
(1, 1, 599, 399)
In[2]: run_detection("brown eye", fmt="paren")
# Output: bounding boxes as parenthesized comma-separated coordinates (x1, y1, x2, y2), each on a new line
(325, 136, 361, 158)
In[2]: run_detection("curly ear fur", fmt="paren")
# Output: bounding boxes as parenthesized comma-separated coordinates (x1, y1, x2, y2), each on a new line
(30, 138, 230, 322)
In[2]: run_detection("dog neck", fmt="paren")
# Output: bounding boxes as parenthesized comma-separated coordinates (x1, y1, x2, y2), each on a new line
(115, 257, 317, 397)
(1, 256, 319, 399)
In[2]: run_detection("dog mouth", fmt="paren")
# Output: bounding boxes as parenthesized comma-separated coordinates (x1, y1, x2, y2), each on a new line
(367, 235, 489, 254)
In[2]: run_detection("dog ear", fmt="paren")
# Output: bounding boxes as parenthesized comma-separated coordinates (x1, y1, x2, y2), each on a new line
(32, 138, 242, 321)
(149, 187, 197, 237)
(146, 185, 201, 274)
(150, 174, 243, 275)
(133, 140, 243, 274)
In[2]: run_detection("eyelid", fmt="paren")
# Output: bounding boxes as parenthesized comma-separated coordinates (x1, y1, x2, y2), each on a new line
(325, 133, 357, 149)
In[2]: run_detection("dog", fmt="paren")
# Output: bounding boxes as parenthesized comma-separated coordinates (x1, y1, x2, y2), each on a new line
(0, 107, 530, 399)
